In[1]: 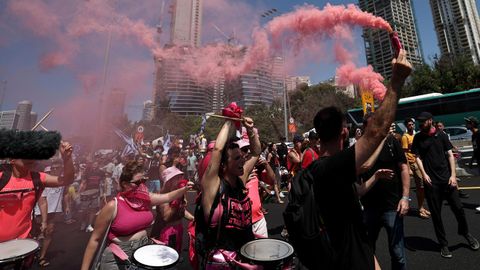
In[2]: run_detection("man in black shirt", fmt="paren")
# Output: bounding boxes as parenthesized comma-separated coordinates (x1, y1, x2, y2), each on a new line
(412, 112, 479, 258)
(307, 49, 412, 270)
(465, 116, 480, 174)
(465, 116, 480, 213)
(361, 123, 410, 270)
(277, 136, 288, 168)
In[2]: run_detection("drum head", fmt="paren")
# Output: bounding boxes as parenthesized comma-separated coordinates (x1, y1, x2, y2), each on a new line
(240, 239, 294, 262)
(0, 239, 39, 263)
(133, 244, 179, 269)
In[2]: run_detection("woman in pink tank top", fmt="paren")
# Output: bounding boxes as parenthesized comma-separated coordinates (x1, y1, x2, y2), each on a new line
(81, 160, 194, 270)
(197, 114, 262, 269)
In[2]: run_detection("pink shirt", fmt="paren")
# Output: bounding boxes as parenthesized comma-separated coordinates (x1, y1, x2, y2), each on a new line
(246, 175, 263, 223)
(0, 172, 46, 242)
(108, 197, 154, 241)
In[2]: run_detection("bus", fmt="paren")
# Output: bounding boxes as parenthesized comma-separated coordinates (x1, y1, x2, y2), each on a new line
(346, 88, 480, 132)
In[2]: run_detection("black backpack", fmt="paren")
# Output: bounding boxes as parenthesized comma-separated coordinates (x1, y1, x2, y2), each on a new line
(0, 164, 44, 202)
(283, 159, 336, 269)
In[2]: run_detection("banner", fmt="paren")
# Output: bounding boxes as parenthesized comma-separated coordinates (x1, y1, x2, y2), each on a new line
(361, 89, 374, 116)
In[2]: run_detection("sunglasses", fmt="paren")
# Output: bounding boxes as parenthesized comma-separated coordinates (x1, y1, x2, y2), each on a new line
(130, 177, 148, 186)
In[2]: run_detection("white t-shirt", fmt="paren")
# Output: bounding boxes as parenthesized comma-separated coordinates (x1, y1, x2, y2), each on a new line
(34, 187, 64, 215)
(112, 163, 124, 181)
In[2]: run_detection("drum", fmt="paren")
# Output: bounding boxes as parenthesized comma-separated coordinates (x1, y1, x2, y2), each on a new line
(132, 244, 179, 270)
(0, 239, 39, 270)
(80, 189, 99, 202)
(240, 239, 294, 270)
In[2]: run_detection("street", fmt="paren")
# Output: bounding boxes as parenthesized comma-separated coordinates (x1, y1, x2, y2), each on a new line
(30, 176, 480, 270)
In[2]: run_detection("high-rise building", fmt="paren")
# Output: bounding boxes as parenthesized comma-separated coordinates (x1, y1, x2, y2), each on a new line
(142, 100, 155, 121)
(170, 0, 202, 47)
(153, 54, 213, 116)
(286, 76, 311, 92)
(271, 56, 286, 99)
(359, 0, 424, 79)
(16, 100, 32, 131)
(430, 0, 480, 64)
(30, 112, 38, 129)
(0, 110, 19, 130)
(225, 59, 276, 108)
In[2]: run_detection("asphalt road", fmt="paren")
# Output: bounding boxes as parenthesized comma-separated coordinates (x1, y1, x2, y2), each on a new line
(28, 175, 480, 270)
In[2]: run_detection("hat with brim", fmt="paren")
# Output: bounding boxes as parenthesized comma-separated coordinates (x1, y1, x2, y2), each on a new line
(161, 166, 184, 184)
(416, 112, 433, 121)
(235, 139, 250, 149)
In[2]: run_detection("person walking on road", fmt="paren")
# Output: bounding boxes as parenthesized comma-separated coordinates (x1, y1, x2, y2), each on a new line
(401, 117, 430, 219)
(412, 112, 479, 258)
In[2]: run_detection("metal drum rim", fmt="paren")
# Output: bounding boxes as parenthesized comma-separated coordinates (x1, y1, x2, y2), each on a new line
(240, 238, 294, 262)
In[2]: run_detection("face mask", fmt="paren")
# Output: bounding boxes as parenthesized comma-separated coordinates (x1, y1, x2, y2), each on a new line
(119, 183, 151, 210)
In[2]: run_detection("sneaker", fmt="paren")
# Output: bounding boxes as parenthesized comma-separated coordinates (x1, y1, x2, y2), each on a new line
(80, 222, 86, 231)
(464, 233, 480, 250)
(440, 246, 452, 258)
(279, 192, 285, 198)
(85, 225, 94, 233)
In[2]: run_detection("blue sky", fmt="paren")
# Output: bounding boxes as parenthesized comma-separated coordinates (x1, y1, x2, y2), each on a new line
(1, 0, 479, 125)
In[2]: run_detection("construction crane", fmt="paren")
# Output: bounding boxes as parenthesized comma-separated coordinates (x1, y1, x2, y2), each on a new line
(212, 23, 237, 46)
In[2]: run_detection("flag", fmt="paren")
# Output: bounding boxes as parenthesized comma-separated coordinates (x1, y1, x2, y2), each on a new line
(163, 132, 171, 154)
(200, 114, 207, 134)
(113, 128, 139, 156)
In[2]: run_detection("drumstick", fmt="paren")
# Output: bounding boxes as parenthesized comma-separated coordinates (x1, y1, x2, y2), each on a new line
(31, 108, 54, 131)
(207, 114, 243, 121)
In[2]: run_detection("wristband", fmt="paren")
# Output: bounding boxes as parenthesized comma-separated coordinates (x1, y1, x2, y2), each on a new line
(401, 196, 410, 201)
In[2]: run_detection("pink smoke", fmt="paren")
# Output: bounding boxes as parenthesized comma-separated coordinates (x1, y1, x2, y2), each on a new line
(266, 4, 392, 99)
(336, 63, 385, 99)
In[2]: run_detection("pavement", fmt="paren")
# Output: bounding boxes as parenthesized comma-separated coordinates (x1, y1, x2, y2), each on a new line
(29, 175, 480, 270)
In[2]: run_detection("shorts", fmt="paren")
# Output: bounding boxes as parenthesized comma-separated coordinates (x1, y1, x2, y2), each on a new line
(409, 162, 423, 189)
(252, 217, 268, 238)
(80, 189, 100, 211)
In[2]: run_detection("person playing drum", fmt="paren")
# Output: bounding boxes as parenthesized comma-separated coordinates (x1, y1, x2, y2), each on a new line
(198, 115, 261, 269)
(80, 160, 194, 270)
(0, 142, 74, 243)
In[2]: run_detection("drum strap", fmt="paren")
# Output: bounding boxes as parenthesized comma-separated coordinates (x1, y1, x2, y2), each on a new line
(0, 166, 43, 203)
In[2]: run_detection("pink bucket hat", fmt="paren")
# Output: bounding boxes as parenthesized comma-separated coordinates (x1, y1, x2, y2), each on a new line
(162, 166, 184, 184)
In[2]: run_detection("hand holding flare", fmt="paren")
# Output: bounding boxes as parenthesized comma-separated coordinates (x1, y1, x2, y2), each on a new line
(389, 31, 402, 58)
(221, 102, 244, 129)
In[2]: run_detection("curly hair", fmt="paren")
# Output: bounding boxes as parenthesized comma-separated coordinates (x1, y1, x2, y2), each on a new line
(119, 160, 144, 184)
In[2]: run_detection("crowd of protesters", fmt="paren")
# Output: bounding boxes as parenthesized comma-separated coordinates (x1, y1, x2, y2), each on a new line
(1, 49, 480, 270)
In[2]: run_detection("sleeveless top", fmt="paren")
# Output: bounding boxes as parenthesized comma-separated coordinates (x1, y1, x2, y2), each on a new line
(108, 197, 154, 241)
(205, 178, 254, 252)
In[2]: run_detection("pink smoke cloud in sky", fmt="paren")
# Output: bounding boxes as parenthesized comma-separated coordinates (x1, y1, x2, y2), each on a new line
(1, 0, 395, 135)
(265, 3, 391, 99)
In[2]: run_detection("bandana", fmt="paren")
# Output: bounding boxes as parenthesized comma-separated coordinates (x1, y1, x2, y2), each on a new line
(118, 183, 151, 211)
(428, 127, 437, 136)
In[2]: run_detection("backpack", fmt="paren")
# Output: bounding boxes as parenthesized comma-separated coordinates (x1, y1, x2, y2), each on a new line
(0, 164, 44, 203)
(283, 159, 336, 270)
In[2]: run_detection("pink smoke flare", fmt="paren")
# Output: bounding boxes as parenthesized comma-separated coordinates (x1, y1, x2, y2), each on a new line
(336, 63, 386, 100)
